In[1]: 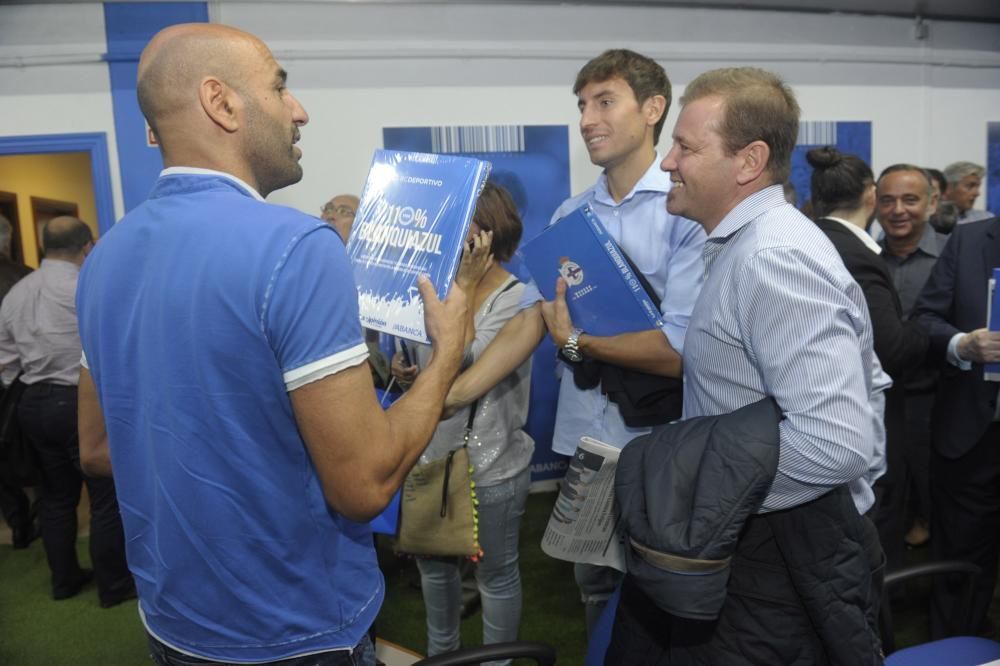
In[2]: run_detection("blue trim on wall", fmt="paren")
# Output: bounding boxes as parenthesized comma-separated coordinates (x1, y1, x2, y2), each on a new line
(103, 2, 208, 212)
(0, 133, 116, 235)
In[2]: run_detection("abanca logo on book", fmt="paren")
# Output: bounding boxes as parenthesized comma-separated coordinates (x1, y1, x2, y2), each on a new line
(558, 256, 584, 286)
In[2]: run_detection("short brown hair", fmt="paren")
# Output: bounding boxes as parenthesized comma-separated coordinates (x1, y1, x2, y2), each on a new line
(472, 181, 522, 263)
(681, 67, 800, 183)
(573, 49, 672, 145)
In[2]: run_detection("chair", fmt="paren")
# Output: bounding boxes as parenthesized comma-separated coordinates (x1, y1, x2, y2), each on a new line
(880, 560, 1000, 665)
(411, 640, 556, 665)
(583, 584, 621, 666)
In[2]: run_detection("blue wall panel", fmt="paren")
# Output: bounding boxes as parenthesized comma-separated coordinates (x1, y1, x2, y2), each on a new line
(103, 2, 208, 213)
(789, 121, 873, 210)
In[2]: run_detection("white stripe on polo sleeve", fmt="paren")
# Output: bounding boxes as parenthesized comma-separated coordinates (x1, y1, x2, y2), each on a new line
(284, 342, 369, 391)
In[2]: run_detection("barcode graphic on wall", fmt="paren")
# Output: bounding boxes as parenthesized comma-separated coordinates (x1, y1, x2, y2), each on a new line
(431, 126, 526, 153)
(797, 121, 837, 146)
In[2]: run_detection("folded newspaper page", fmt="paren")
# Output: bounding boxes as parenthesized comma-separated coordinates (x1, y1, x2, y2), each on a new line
(541, 436, 627, 572)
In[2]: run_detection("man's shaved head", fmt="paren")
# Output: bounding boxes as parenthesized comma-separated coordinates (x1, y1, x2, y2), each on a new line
(135, 23, 309, 197)
(137, 23, 262, 140)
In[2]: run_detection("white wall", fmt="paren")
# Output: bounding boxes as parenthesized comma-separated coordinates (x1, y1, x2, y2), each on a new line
(2, 1, 998, 219)
(0, 3, 126, 217)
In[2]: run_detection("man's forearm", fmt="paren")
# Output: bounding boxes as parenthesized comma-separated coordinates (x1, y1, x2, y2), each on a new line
(78, 368, 113, 477)
(445, 304, 545, 410)
(577, 328, 682, 377)
(382, 354, 463, 483)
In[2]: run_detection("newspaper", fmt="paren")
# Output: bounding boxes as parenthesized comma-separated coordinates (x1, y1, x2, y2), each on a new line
(541, 436, 627, 572)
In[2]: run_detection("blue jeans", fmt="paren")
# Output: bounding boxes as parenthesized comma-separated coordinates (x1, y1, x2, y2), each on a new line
(147, 633, 375, 666)
(416, 467, 530, 665)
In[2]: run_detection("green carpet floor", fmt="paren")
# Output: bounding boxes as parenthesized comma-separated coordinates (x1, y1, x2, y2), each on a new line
(0, 490, 987, 665)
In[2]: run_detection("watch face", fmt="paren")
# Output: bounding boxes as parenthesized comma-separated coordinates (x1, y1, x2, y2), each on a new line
(562, 337, 583, 363)
(563, 328, 583, 362)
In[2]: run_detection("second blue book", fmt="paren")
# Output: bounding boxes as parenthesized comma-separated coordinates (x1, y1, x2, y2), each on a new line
(520, 204, 664, 338)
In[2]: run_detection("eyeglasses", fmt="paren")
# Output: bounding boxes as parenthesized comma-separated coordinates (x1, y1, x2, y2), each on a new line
(321, 204, 356, 217)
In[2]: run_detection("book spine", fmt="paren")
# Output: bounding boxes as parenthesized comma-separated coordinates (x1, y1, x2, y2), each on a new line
(986, 268, 1000, 380)
(437, 159, 492, 301)
(581, 207, 665, 331)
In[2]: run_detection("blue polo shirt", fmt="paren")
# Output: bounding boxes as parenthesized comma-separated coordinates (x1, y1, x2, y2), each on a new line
(77, 169, 379, 663)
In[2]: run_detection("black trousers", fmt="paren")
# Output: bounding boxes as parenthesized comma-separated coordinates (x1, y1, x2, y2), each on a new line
(17, 382, 131, 602)
(0, 463, 30, 532)
(901, 391, 934, 527)
(930, 421, 1000, 639)
(606, 487, 884, 665)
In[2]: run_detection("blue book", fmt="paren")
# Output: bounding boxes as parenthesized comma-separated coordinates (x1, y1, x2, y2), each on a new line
(987, 267, 1000, 381)
(347, 150, 491, 343)
(520, 204, 664, 337)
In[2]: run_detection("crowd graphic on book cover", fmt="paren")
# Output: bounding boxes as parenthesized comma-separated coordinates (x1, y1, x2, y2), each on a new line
(3, 20, 1000, 666)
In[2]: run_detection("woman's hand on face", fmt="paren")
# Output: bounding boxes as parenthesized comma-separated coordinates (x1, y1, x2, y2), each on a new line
(456, 229, 494, 292)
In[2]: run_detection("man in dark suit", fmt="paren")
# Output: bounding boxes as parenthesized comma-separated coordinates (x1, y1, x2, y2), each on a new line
(913, 216, 1000, 638)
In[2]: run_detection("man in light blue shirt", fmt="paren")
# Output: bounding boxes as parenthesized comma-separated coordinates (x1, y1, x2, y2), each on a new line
(451, 49, 705, 633)
(624, 66, 883, 662)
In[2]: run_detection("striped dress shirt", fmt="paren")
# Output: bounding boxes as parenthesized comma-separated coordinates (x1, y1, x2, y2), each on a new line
(683, 185, 878, 514)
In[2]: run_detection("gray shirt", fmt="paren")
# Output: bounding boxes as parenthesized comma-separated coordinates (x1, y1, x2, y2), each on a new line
(879, 224, 948, 318)
(411, 276, 534, 488)
(957, 208, 994, 225)
(0, 258, 82, 386)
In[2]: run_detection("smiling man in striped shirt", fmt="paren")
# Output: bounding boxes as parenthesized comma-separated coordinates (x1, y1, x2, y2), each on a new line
(625, 67, 885, 662)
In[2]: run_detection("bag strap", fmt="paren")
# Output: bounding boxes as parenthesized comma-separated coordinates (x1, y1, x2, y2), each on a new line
(435, 279, 517, 518)
(483, 276, 521, 315)
(616, 244, 662, 307)
(440, 449, 458, 517)
(439, 398, 478, 518)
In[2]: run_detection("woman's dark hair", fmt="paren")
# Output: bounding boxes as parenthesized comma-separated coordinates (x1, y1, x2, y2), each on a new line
(806, 146, 874, 219)
(471, 181, 522, 263)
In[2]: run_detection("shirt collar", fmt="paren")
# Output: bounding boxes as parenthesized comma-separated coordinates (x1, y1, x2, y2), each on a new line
(823, 216, 882, 255)
(39, 258, 80, 274)
(159, 167, 265, 201)
(708, 184, 787, 241)
(877, 221, 943, 258)
(593, 153, 668, 206)
(699, 185, 786, 270)
(916, 223, 943, 257)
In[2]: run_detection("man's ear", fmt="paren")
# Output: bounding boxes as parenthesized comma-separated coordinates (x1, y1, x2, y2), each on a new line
(862, 182, 877, 217)
(736, 140, 770, 186)
(928, 188, 940, 215)
(199, 76, 240, 133)
(643, 94, 667, 128)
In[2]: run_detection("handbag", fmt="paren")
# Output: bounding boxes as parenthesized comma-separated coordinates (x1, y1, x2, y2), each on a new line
(396, 401, 480, 557)
(394, 278, 521, 556)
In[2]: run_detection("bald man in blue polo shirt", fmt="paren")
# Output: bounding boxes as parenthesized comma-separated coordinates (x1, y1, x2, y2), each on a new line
(76, 23, 466, 666)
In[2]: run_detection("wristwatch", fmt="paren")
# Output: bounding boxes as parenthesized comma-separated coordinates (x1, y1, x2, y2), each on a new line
(562, 328, 585, 363)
